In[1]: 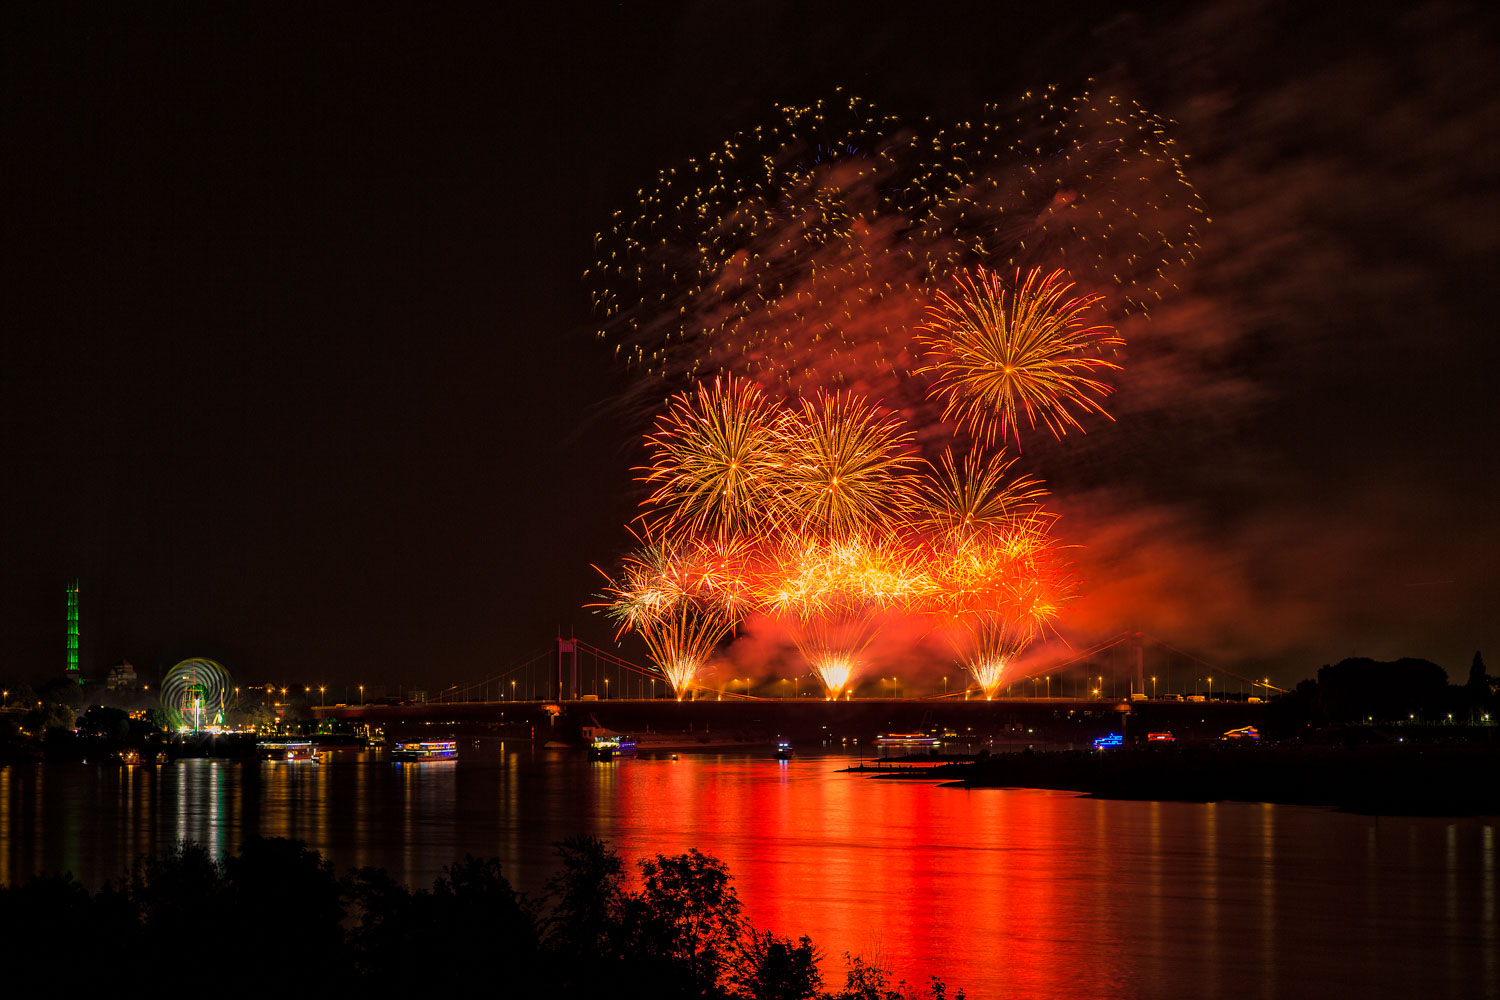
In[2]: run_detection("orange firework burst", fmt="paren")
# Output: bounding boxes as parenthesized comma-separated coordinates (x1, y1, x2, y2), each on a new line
(761, 533, 926, 697)
(912, 448, 1047, 543)
(958, 614, 1031, 699)
(918, 267, 1123, 448)
(585, 83, 1192, 689)
(640, 377, 787, 541)
(639, 601, 736, 700)
(779, 392, 917, 537)
(918, 501, 1077, 698)
(592, 533, 748, 697)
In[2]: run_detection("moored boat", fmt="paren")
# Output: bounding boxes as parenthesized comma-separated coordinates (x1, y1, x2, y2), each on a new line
(874, 732, 942, 749)
(391, 739, 458, 762)
(589, 735, 637, 760)
(258, 740, 319, 762)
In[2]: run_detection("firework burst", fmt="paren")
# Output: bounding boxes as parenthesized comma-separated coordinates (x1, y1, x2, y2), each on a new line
(591, 89, 1200, 416)
(918, 266, 1123, 448)
(592, 533, 750, 697)
(779, 392, 918, 537)
(588, 88, 1191, 692)
(912, 447, 1047, 543)
(639, 601, 736, 700)
(918, 506, 1077, 698)
(640, 377, 787, 541)
(762, 533, 926, 697)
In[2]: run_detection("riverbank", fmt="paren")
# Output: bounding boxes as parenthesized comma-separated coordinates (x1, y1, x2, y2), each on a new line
(933, 744, 1500, 815)
(0, 834, 956, 999)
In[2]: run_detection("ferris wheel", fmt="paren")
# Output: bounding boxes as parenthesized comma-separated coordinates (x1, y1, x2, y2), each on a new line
(160, 658, 232, 731)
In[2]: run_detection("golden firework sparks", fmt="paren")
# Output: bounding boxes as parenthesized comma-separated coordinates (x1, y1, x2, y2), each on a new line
(911, 447, 1047, 542)
(779, 391, 918, 537)
(918, 266, 1124, 448)
(640, 377, 787, 541)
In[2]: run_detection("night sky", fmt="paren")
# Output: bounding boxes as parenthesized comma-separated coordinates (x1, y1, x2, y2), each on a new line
(4, 2, 1496, 690)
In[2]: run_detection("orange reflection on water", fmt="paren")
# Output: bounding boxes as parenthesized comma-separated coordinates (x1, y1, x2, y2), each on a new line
(0, 750, 1497, 999)
(608, 756, 1152, 993)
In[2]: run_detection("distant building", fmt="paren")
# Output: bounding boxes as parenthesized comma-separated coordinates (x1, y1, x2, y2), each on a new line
(106, 659, 138, 691)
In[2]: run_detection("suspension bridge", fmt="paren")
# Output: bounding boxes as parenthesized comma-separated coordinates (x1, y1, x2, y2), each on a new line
(414, 631, 1280, 705)
(313, 632, 1273, 746)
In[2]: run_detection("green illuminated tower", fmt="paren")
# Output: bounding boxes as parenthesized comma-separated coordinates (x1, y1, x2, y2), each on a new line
(65, 579, 81, 683)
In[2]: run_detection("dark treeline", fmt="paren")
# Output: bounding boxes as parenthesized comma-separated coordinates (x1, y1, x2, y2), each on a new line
(955, 742, 1500, 814)
(0, 836, 961, 1000)
(1264, 652, 1495, 734)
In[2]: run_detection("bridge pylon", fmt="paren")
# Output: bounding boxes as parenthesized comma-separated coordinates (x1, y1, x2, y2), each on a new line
(1134, 632, 1146, 698)
(556, 638, 578, 701)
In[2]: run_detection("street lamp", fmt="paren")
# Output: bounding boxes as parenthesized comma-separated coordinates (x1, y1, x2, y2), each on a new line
(604, 678, 609, 700)
(319, 685, 326, 708)
(1207, 676, 1213, 701)
(1151, 676, 1157, 699)
(511, 680, 516, 701)
(358, 684, 364, 705)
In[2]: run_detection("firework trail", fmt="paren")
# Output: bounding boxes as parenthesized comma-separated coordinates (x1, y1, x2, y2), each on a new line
(638, 601, 737, 700)
(918, 266, 1123, 448)
(952, 614, 1031, 699)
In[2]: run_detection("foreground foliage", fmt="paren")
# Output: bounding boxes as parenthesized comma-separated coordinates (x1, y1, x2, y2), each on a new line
(0, 835, 960, 1000)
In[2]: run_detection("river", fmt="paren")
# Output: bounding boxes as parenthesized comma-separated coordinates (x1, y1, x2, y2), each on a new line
(1, 744, 1494, 998)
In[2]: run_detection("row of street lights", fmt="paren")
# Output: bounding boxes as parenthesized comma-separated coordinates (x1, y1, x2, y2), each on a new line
(269, 670, 1279, 706)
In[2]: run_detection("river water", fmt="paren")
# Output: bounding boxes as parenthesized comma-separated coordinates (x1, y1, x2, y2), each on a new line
(1, 744, 1494, 999)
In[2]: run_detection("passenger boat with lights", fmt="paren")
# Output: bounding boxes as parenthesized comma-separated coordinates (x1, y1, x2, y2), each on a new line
(589, 735, 637, 760)
(257, 740, 319, 762)
(874, 733, 942, 749)
(773, 741, 794, 759)
(391, 739, 458, 762)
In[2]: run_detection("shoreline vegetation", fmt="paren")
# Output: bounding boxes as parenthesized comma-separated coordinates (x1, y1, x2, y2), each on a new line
(0, 835, 962, 1000)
